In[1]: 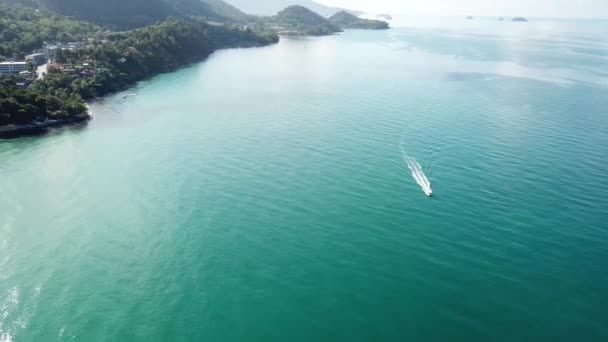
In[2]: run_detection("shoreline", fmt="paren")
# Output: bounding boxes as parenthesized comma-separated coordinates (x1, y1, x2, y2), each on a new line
(0, 114, 92, 139)
(0, 40, 277, 140)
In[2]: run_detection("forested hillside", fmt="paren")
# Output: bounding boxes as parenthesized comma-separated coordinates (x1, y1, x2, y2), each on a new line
(269, 5, 341, 36)
(0, 15, 277, 129)
(329, 11, 389, 30)
(0, 5, 105, 59)
(0, 0, 249, 28)
(53, 18, 277, 95)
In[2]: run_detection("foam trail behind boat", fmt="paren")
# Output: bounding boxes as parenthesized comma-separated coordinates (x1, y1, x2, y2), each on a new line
(405, 157, 433, 196)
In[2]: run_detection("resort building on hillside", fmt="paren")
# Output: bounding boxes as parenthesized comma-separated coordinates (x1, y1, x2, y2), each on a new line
(0, 62, 27, 74)
(43, 42, 83, 60)
(43, 43, 60, 60)
(26, 53, 47, 66)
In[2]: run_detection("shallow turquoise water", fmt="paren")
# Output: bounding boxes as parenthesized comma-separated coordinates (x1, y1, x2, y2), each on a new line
(1, 19, 608, 341)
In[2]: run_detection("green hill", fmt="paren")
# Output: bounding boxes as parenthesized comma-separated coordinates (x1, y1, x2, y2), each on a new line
(201, 0, 249, 21)
(225, 0, 362, 17)
(1, 0, 249, 28)
(269, 5, 341, 36)
(329, 11, 389, 30)
(0, 4, 105, 59)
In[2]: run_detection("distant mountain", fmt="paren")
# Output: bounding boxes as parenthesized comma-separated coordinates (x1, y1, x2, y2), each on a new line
(512, 17, 528, 22)
(1, 0, 249, 27)
(225, 0, 361, 17)
(269, 5, 341, 36)
(200, 0, 250, 21)
(329, 11, 389, 30)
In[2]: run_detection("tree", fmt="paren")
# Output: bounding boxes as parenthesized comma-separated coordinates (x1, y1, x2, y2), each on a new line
(54, 48, 65, 63)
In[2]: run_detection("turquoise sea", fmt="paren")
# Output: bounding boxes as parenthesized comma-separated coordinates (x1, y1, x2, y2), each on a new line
(1, 17, 608, 341)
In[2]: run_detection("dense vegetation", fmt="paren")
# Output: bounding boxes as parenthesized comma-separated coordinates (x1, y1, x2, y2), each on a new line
(0, 17, 277, 128)
(329, 11, 389, 30)
(2, 0, 250, 28)
(269, 5, 341, 36)
(0, 73, 87, 125)
(0, 5, 105, 59)
(54, 18, 277, 99)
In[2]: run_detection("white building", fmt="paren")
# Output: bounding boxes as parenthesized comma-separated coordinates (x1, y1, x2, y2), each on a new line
(0, 62, 27, 74)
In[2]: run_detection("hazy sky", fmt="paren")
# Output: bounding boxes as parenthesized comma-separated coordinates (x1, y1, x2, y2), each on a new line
(318, 0, 608, 18)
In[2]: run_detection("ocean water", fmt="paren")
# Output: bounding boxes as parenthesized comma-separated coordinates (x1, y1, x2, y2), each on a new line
(1, 18, 608, 341)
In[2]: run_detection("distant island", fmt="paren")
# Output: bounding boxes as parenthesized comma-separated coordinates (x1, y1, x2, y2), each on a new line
(512, 17, 528, 22)
(224, 0, 363, 17)
(267, 7, 390, 36)
(268, 5, 342, 36)
(377, 14, 392, 20)
(329, 11, 390, 30)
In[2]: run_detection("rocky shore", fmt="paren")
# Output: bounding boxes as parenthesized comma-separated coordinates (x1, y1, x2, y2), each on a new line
(0, 114, 91, 139)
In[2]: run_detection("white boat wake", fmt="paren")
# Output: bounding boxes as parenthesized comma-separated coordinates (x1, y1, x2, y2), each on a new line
(405, 157, 433, 196)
